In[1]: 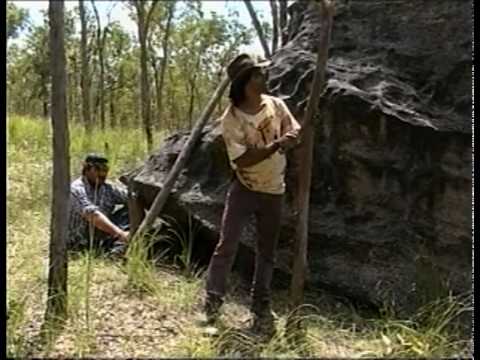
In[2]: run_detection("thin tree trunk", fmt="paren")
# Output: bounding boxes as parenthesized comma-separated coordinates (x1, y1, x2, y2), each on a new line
(43, 100, 49, 118)
(119, 67, 127, 128)
(167, 69, 176, 131)
(244, 0, 271, 59)
(148, 40, 160, 128)
(45, 0, 70, 323)
(157, 2, 175, 129)
(71, 51, 81, 124)
(188, 80, 195, 129)
(79, 0, 91, 131)
(110, 87, 116, 128)
(279, 0, 288, 46)
(130, 76, 230, 237)
(139, 25, 153, 150)
(98, 37, 106, 130)
(93, 94, 100, 126)
(39, 74, 50, 119)
(154, 64, 161, 129)
(289, 0, 334, 311)
(91, 0, 106, 130)
(68, 72, 74, 123)
(135, 1, 159, 151)
(187, 55, 201, 129)
(269, 0, 279, 54)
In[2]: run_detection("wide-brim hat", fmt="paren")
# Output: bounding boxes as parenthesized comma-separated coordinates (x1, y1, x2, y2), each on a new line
(227, 53, 271, 82)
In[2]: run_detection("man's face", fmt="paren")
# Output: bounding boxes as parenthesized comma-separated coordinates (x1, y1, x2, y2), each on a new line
(246, 67, 267, 95)
(85, 164, 109, 186)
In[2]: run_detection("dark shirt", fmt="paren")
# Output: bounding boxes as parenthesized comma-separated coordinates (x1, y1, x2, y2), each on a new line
(68, 176, 128, 248)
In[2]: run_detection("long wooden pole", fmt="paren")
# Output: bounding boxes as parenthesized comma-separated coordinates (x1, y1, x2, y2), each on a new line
(289, 0, 335, 309)
(244, 0, 272, 59)
(269, 0, 279, 54)
(130, 76, 230, 239)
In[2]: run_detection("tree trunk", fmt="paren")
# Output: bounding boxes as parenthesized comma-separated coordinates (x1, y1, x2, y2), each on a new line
(269, 0, 279, 54)
(153, 63, 161, 129)
(188, 80, 195, 129)
(118, 66, 127, 128)
(43, 100, 49, 118)
(167, 69, 177, 131)
(93, 94, 100, 126)
(110, 87, 116, 128)
(279, 0, 288, 46)
(45, 0, 70, 323)
(91, 0, 106, 130)
(289, 114, 313, 308)
(289, 0, 334, 311)
(98, 40, 106, 130)
(139, 27, 153, 150)
(68, 72, 74, 123)
(244, 0, 271, 59)
(131, 76, 230, 239)
(79, 0, 91, 131)
(148, 39, 160, 128)
(188, 55, 201, 129)
(135, 1, 158, 151)
(156, 2, 175, 129)
(71, 51, 81, 124)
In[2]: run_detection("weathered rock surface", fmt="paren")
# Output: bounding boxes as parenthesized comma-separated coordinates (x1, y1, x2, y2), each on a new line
(122, 0, 472, 315)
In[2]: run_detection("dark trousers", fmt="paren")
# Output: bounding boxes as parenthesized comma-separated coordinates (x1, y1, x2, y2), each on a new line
(206, 179, 283, 310)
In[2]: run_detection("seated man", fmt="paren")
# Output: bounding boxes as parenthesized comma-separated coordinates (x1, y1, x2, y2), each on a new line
(68, 153, 130, 255)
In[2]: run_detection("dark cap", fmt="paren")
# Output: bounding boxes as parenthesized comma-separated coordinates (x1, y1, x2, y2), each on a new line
(85, 153, 108, 166)
(227, 53, 271, 82)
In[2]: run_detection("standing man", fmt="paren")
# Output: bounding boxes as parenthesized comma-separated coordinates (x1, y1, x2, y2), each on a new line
(68, 153, 130, 256)
(205, 53, 301, 334)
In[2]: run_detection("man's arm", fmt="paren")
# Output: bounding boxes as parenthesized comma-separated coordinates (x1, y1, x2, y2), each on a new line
(234, 141, 280, 168)
(71, 185, 129, 242)
(234, 130, 300, 168)
(82, 210, 129, 242)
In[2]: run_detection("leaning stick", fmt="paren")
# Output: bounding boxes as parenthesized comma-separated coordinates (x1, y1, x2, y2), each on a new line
(130, 76, 230, 239)
(289, 0, 335, 308)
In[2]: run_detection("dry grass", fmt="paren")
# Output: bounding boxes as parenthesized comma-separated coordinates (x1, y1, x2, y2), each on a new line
(7, 115, 473, 358)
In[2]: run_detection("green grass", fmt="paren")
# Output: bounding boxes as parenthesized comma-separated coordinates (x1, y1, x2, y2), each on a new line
(7, 115, 472, 358)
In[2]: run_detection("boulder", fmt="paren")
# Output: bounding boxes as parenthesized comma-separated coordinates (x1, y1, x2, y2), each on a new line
(121, 0, 472, 315)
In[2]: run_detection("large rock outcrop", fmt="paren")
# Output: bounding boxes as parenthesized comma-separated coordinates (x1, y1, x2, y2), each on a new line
(122, 0, 472, 315)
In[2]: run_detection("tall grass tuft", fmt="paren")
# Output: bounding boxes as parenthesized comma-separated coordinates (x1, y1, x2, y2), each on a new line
(163, 213, 204, 278)
(124, 228, 166, 296)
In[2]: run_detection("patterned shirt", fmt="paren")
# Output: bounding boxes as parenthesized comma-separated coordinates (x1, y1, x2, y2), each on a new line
(221, 94, 301, 194)
(68, 176, 128, 247)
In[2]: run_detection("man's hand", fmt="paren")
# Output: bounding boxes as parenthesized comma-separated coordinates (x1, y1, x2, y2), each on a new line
(85, 210, 131, 243)
(276, 130, 300, 151)
(115, 229, 129, 243)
